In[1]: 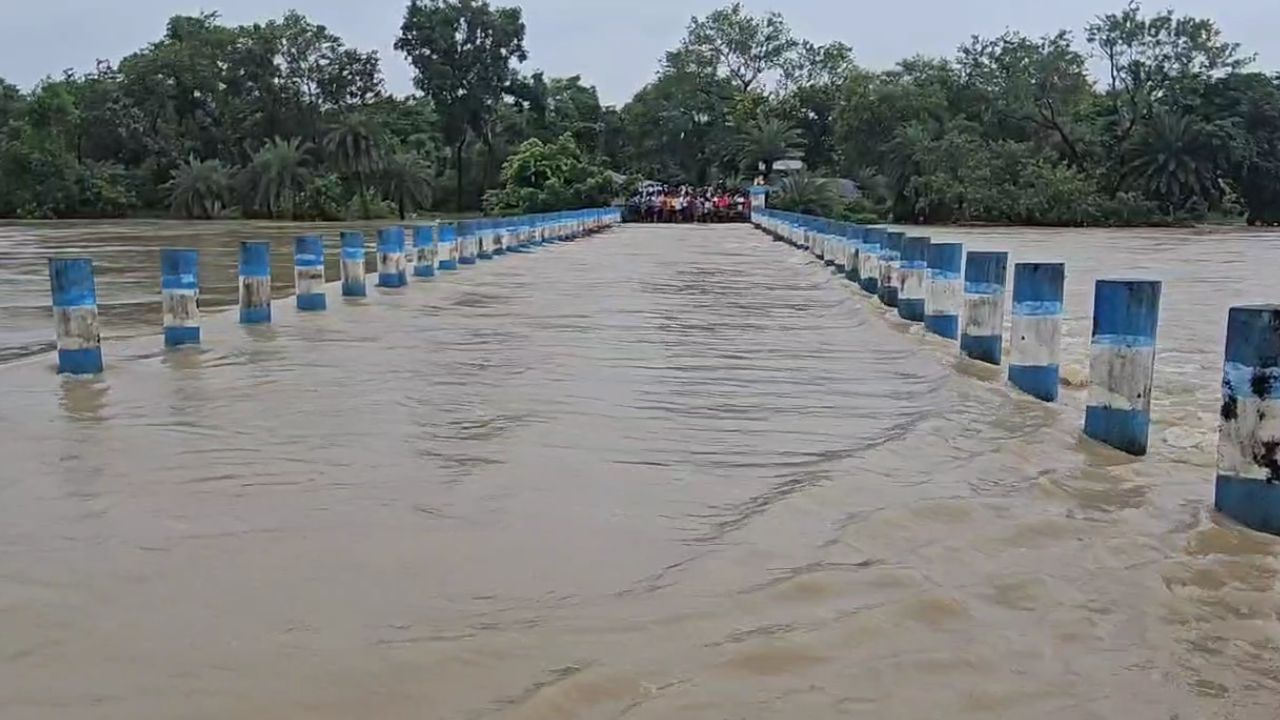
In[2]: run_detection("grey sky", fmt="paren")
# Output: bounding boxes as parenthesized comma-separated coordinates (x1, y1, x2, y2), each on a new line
(3, 0, 1277, 106)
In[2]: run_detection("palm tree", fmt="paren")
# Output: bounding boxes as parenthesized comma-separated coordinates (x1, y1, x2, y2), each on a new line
(323, 113, 386, 219)
(1128, 108, 1228, 216)
(773, 172, 841, 216)
(381, 151, 434, 220)
(736, 112, 804, 181)
(245, 136, 312, 219)
(166, 156, 232, 220)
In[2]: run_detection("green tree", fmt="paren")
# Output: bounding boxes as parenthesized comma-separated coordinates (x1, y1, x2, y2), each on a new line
(396, 0, 527, 210)
(324, 112, 386, 218)
(735, 111, 803, 180)
(670, 2, 798, 95)
(1127, 108, 1234, 216)
(166, 156, 232, 219)
(771, 172, 840, 216)
(380, 151, 434, 219)
(244, 136, 312, 218)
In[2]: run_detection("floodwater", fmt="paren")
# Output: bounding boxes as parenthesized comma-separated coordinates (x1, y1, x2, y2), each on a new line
(1, 220, 1279, 719)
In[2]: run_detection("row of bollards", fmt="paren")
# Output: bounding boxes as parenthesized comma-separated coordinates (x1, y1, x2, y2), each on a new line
(752, 208, 1280, 536)
(49, 208, 620, 370)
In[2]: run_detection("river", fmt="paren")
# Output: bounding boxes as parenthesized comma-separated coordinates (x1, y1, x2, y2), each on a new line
(1, 220, 1278, 719)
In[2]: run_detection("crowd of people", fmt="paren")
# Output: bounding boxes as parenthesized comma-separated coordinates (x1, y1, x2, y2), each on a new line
(625, 184, 751, 223)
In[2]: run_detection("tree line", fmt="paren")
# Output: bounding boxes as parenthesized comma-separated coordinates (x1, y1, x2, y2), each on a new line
(2, 0, 1278, 226)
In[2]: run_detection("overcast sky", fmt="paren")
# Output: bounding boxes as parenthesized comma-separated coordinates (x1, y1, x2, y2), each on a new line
(3, 0, 1277, 105)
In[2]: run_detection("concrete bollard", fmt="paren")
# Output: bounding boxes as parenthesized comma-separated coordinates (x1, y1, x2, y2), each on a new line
(239, 241, 272, 324)
(844, 226, 863, 285)
(1008, 262, 1065, 401)
(878, 231, 905, 307)
(897, 236, 930, 321)
(413, 226, 437, 278)
(924, 242, 963, 339)
(438, 223, 459, 269)
(1083, 279, 1162, 455)
(160, 248, 200, 347)
(477, 220, 494, 260)
(1215, 305, 1280, 534)
(48, 258, 104, 374)
(377, 227, 408, 288)
(459, 221, 478, 264)
(859, 227, 884, 295)
(403, 224, 416, 278)
(960, 251, 1008, 365)
(294, 235, 326, 311)
(493, 219, 508, 256)
(339, 231, 367, 297)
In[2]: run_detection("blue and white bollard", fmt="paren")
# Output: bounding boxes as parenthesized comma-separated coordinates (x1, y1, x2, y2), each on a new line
(1083, 279, 1162, 456)
(459, 221, 478, 264)
(340, 231, 367, 297)
(859, 228, 884, 295)
(492, 219, 508, 256)
(960, 251, 1008, 365)
(48, 258, 104, 374)
(1215, 304, 1280, 534)
(1009, 262, 1065, 401)
(377, 227, 407, 288)
(924, 242, 963, 339)
(239, 241, 272, 324)
(844, 226, 863, 285)
(294, 235, 326, 311)
(413, 225, 437, 278)
(477, 220, 494, 260)
(898, 235, 930, 321)
(160, 248, 200, 347)
(879, 231, 905, 307)
(438, 223, 459, 270)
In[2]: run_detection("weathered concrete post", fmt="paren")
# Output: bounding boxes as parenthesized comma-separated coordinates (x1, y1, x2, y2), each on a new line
(1008, 262, 1065, 401)
(49, 257, 104, 373)
(413, 225, 437, 278)
(294, 235, 326, 311)
(878, 231, 905, 307)
(438, 223, 459, 269)
(478, 220, 495, 260)
(1215, 304, 1280, 534)
(859, 228, 884, 295)
(377, 227, 407, 288)
(960, 251, 1008, 365)
(459, 221, 478, 264)
(238, 241, 272, 324)
(160, 248, 200, 347)
(897, 236, 930, 322)
(924, 242, 963, 339)
(403, 223, 416, 278)
(1083, 279, 1162, 455)
(844, 226, 864, 285)
(339, 231, 367, 297)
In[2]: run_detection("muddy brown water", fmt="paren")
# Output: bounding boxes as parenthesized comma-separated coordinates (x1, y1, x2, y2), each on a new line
(1, 220, 1279, 719)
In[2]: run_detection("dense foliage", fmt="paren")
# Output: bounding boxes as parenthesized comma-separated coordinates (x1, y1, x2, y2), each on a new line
(2, 0, 1279, 225)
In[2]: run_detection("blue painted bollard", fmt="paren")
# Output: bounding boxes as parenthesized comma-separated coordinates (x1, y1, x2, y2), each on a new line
(844, 226, 863, 284)
(1215, 305, 1280, 534)
(897, 236, 930, 322)
(160, 248, 200, 347)
(859, 228, 884, 295)
(1008, 262, 1064, 401)
(339, 231, 367, 297)
(924, 242, 963, 339)
(403, 224, 417, 278)
(878, 231, 905, 307)
(49, 258, 104, 374)
(239, 241, 272, 324)
(414, 226, 437, 278)
(459, 221, 478, 264)
(478, 222, 494, 260)
(377, 227, 407, 288)
(1083, 279, 1162, 456)
(960, 251, 1008, 365)
(294, 235, 326, 311)
(493, 221, 508, 255)
(439, 223, 459, 270)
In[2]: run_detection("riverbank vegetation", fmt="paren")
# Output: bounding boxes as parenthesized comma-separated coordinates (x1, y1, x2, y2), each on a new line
(2, 0, 1278, 226)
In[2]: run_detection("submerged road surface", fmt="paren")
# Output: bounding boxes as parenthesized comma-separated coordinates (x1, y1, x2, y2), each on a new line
(1, 222, 1278, 719)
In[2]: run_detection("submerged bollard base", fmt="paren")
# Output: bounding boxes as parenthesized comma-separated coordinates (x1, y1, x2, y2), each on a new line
(960, 334, 1001, 365)
(880, 288, 900, 307)
(898, 299, 925, 322)
(414, 266, 436, 278)
(860, 278, 880, 295)
(57, 347, 104, 375)
(297, 294, 327, 311)
(1217, 476, 1280, 534)
(342, 281, 367, 298)
(439, 260, 459, 270)
(164, 326, 201, 347)
(240, 306, 271, 324)
(1084, 406, 1151, 456)
(1009, 364, 1060, 402)
(924, 314, 959, 340)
